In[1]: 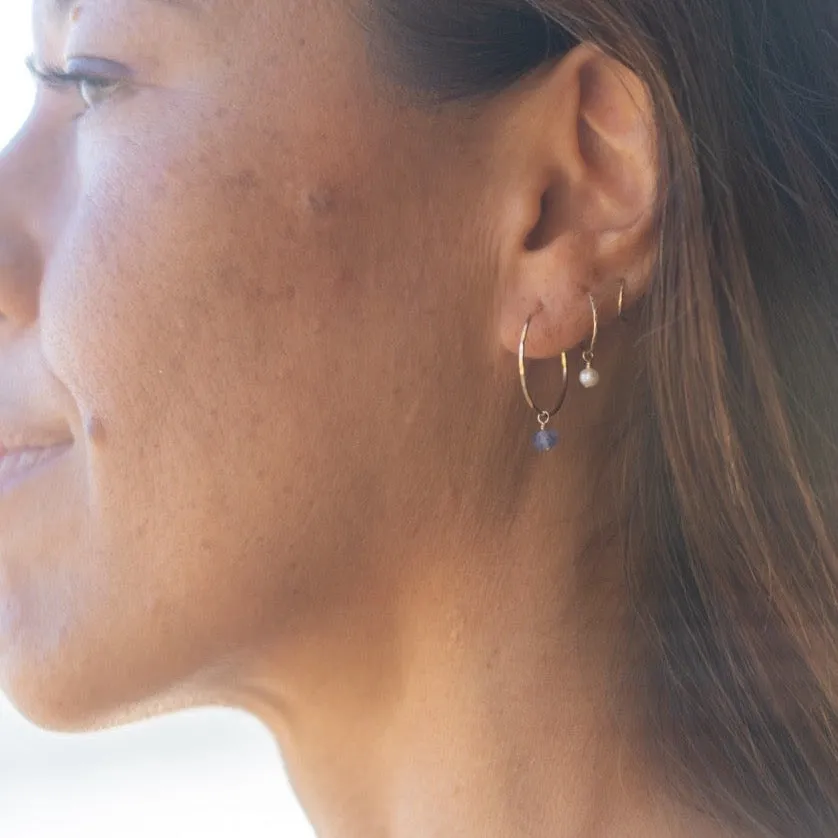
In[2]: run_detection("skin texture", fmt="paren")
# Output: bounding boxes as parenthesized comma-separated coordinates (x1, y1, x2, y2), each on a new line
(1, 0, 734, 836)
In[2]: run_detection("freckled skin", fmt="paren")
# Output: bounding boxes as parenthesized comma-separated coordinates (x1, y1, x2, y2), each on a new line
(2, 2, 731, 836)
(0, 0, 513, 729)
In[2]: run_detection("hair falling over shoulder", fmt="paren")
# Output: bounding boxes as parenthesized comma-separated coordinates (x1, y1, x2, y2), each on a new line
(369, 1, 838, 835)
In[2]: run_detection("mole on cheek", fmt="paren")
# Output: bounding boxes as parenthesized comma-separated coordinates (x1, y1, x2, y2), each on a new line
(84, 414, 106, 444)
(307, 187, 339, 215)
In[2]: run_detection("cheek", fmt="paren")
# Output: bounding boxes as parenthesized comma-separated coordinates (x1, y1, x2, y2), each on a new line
(42, 114, 330, 425)
(17, 70, 458, 725)
(39, 58, 415, 440)
(30, 107, 376, 666)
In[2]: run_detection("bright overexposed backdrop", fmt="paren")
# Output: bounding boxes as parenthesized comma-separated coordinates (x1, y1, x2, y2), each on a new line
(0, 6, 315, 838)
(0, 3, 35, 148)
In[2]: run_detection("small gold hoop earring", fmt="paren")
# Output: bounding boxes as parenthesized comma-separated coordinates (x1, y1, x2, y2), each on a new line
(579, 294, 601, 389)
(617, 280, 628, 321)
(519, 315, 569, 453)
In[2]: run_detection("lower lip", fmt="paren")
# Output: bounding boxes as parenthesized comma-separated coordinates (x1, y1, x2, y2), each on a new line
(0, 444, 74, 496)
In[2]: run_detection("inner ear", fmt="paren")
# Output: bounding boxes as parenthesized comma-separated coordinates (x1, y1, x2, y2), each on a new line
(524, 47, 655, 248)
(496, 45, 658, 356)
(524, 192, 558, 252)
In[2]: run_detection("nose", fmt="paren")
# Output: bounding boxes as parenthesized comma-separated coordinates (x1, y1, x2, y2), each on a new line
(0, 106, 73, 328)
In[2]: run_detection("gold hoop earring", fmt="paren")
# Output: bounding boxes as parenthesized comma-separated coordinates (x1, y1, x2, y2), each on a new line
(519, 316, 569, 453)
(579, 294, 601, 389)
(617, 280, 627, 321)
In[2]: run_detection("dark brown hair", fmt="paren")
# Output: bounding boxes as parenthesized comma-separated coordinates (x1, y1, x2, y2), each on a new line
(369, 1, 838, 835)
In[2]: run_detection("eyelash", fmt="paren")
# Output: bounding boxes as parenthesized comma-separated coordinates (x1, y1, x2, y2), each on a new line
(26, 57, 124, 117)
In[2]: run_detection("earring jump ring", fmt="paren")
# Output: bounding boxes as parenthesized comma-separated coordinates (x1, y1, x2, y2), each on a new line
(518, 316, 569, 419)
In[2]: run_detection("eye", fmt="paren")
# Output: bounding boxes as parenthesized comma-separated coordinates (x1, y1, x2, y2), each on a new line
(75, 76, 124, 109)
(25, 55, 130, 115)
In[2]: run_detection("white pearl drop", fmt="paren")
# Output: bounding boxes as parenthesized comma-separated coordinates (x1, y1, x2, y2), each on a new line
(579, 367, 600, 389)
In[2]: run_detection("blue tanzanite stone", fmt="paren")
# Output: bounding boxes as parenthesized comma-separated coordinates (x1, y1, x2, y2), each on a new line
(532, 429, 559, 452)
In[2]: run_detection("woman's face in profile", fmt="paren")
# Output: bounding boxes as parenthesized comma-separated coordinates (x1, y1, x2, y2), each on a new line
(2, 0, 494, 727)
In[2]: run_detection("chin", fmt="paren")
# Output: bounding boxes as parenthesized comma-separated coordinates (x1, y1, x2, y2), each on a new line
(0, 638, 190, 735)
(1, 667, 109, 734)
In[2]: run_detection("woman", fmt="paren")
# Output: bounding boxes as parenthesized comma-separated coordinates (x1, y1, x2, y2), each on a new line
(2, 0, 836, 835)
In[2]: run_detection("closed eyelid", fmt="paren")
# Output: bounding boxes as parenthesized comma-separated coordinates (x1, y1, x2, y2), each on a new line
(65, 56, 134, 79)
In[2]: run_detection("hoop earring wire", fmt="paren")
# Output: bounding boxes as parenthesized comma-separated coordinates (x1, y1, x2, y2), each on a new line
(518, 316, 568, 453)
(579, 294, 601, 389)
(617, 281, 626, 320)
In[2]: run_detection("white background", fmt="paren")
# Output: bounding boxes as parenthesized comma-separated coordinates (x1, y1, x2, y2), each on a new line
(0, 5, 315, 837)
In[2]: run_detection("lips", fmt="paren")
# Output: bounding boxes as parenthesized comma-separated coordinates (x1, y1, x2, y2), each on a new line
(0, 426, 74, 494)
(0, 434, 75, 454)
(0, 443, 71, 469)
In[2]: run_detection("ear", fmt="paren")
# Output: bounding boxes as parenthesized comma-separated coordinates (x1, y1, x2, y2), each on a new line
(494, 44, 658, 357)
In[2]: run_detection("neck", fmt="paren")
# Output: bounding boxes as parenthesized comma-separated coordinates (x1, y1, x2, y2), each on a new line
(222, 508, 727, 838)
